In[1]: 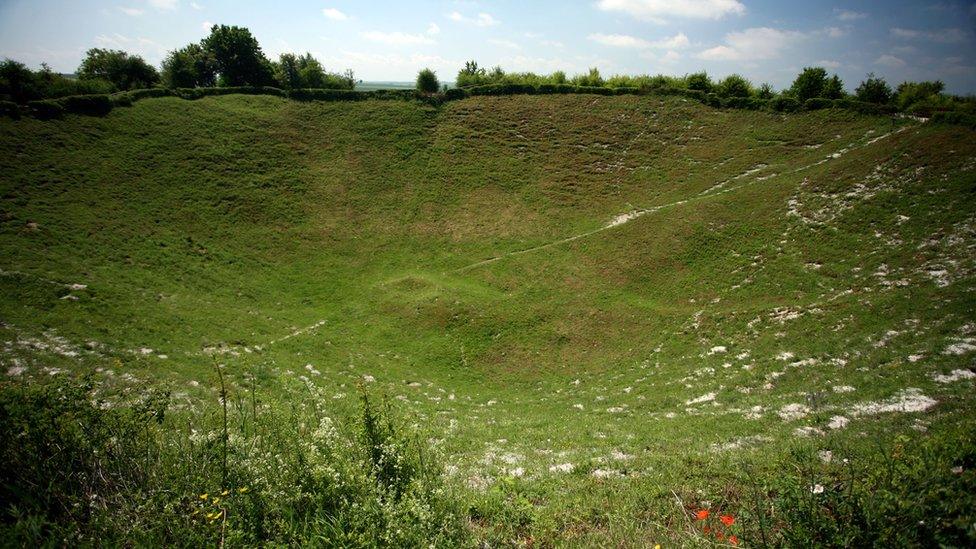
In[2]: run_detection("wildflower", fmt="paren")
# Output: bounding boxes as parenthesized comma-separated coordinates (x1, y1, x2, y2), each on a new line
(715, 531, 725, 541)
(811, 484, 825, 494)
(199, 493, 208, 500)
(238, 487, 249, 494)
(654, 545, 661, 549)
(729, 535, 739, 545)
(720, 514, 735, 526)
(696, 509, 710, 520)
(212, 497, 221, 505)
(220, 490, 230, 496)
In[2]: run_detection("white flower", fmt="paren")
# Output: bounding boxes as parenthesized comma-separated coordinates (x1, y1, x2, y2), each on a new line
(811, 484, 825, 494)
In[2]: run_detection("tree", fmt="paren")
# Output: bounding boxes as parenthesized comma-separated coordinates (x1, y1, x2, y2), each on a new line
(456, 60, 487, 87)
(757, 82, 775, 100)
(0, 59, 38, 102)
(161, 44, 216, 88)
(573, 67, 603, 87)
(789, 67, 829, 102)
(823, 75, 845, 99)
(201, 25, 275, 86)
(716, 74, 752, 98)
(686, 72, 713, 93)
(855, 73, 893, 104)
(416, 68, 439, 93)
(78, 48, 159, 90)
(894, 80, 944, 110)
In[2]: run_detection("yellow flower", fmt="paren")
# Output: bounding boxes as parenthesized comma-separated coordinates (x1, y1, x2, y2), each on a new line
(654, 545, 661, 549)
(199, 493, 208, 500)
(212, 497, 221, 506)
(238, 487, 249, 494)
(221, 490, 230, 496)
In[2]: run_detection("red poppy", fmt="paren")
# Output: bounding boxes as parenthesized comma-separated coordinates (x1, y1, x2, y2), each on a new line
(720, 514, 735, 526)
(702, 526, 711, 534)
(729, 535, 739, 545)
(696, 509, 710, 520)
(715, 532, 726, 541)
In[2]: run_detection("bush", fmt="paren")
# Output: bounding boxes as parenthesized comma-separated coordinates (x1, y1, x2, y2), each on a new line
(27, 99, 63, 119)
(126, 88, 175, 101)
(687, 72, 713, 93)
(855, 73, 892, 104)
(930, 111, 976, 129)
(833, 98, 897, 115)
(444, 87, 469, 101)
(78, 48, 159, 90)
(288, 88, 365, 101)
(612, 86, 640, 96)
(716, 74, 753, 98)
(416, 68, 439, 94)
(575, 85, 613, 96)
(59, 94, 113, 116)
(0, 100, 21, 118)
(0, 375, 469, 546)
(771, 96, 801, 113)
(894, 80, 945, 112)
(110, 93, 132, 107)
(789, 67, 830, 102)
(804, 97, 834, 111)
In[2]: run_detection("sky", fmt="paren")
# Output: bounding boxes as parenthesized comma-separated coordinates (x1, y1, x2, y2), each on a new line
(1, 0, 974, 93)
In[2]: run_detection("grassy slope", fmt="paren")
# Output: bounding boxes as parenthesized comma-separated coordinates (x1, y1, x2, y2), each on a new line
(1, 94, 975, 544)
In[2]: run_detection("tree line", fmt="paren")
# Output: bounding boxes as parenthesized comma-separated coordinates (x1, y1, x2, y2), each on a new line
(0, 25, 354, 103)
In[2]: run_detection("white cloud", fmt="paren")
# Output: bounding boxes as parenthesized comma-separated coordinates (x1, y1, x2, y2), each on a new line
(891, 27, 968, 43)
(588, 33, 651, 48)
(816, 59, 841, 69)
(148, 0, 178, 10)
(447, 11, 499, 27)
(427, 23, 440, 35)
(201, 20, 212, 31)
(875, 54, 906, 68)
(824, 26, 847, 38)
(834, 9, 867, 21)
(595, 0, 745, 22)
(662, 50, 681, 63)
(322, 8, 348, 21)
(93, 33, 167, 60)
(588, 32, 689, 49)
(697, 27, 803, 61)
(361, 31, 435, 45)
(118, 6, 144, 16)
(489, 39, 521, 50)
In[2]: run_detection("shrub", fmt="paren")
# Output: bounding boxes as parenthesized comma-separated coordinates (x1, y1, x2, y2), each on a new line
(613, 86, 639, 96)
(789, 67, 829, 102)
(804, 97, 833, 111)
(823, 75, 845, 99)
(78, 48, 159, 90)
(833, 98, 897, 115)
(855, 73, 892, 104)
(27, 99, 63, 119)
(894, 80, 945, 112)
(287, 88, 364, 101)
(59, 94, 113, 116)
(0, 100, 21, 118)
(930, 111, 976, 129)
(757, 83, 775, 100)
(444, 87, 469, 101)
(572, 68, 604, 87)
(770, 96, 801, 113)
(416, 68, 439, 94)
(126, 88, 174, 101)
(686, 72, 713, 93)
(716, 74, 753, 98)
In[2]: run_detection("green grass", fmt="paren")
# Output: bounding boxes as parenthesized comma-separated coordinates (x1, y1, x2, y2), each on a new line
(1, 93, 975, 546)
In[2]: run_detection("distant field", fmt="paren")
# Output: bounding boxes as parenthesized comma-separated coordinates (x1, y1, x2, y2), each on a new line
(357, 80, 456, 91)
(1, 93, 974, 546)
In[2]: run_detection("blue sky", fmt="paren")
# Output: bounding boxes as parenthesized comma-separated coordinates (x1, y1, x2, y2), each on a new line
(1, 0, 974, 93)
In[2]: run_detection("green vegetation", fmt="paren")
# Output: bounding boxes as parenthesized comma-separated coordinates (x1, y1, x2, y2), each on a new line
(1, 89, 975, 546)
(416, 68, 440, 94)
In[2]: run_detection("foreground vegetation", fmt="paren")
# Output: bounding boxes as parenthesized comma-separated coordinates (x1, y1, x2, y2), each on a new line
(1, 92, 975, 545)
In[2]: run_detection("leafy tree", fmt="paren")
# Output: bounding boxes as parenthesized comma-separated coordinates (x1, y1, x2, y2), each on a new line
(77, 48, 159, 90)
(201, 25, 275, 86)
(823, 75, 845, 99)
(551, 70, 567, 85)
(789, 67, 829, 102)
(456, 60, 487, 87)
(716, 74, 753, 98)
(757, 82, 775, 100)
(416, 68, 439, 93)
(855, 73, 893, 104)
(161, 44, 216, 88)
(686, 71, 713, 93)
(0, 59, 38, 102)
(894, 80, 944, 110)
(573, 67, 604, 87)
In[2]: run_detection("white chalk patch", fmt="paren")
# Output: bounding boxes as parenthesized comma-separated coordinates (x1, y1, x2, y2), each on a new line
(932, 369, 975, 384)
(550, 463, 574, 473)
(685, 392, 716, 406)
(778, 403, 811, 421)
(832, 385, 856, 393)
(852, 388, 936, 415)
